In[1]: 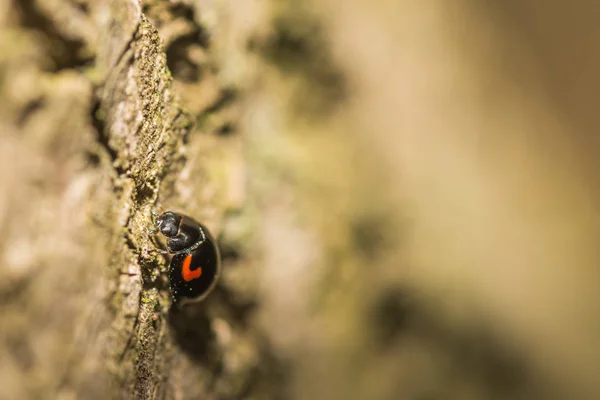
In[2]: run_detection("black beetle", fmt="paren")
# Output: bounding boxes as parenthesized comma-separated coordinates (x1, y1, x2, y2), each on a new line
(149, 210, 221, 305)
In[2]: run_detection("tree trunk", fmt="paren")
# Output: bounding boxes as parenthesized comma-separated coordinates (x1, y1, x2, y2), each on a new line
(1, 0, 264, 398)
(3, 1, 600, 400)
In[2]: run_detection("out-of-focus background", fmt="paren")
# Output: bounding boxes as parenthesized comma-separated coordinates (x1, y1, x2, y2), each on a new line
(1, 0, 600, 399)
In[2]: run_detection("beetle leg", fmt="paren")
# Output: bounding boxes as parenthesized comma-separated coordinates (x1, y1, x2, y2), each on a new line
(146, 247, 169, 255)
(148, 210, 164, 234)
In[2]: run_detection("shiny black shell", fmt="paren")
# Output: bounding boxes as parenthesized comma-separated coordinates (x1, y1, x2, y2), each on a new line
(155, 211, 221, 305)
(169, 232, 220, 304)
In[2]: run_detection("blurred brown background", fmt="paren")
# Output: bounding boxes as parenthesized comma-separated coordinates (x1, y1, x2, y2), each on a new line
(1, 0, 599, 399)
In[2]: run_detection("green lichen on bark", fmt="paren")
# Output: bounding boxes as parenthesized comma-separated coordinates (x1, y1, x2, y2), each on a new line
(96, 12, 197, 397)
(1, 0, 275, 398)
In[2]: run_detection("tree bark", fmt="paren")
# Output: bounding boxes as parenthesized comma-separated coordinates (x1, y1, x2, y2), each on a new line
(4, 1, 600, 400)
(0, 0, 263, 399)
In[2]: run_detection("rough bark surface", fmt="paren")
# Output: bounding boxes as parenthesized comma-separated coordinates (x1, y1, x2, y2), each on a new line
(0, 0, 267, 399)
(3, 1, 600, 400)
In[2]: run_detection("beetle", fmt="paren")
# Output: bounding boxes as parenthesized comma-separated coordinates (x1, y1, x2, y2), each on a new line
(148, 210, 221, 305)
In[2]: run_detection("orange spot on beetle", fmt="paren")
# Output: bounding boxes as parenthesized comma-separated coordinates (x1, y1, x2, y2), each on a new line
(182, 254, 202, 282)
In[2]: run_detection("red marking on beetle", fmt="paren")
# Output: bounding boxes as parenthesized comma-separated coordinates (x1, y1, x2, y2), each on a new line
(182, 254, 202, 282)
